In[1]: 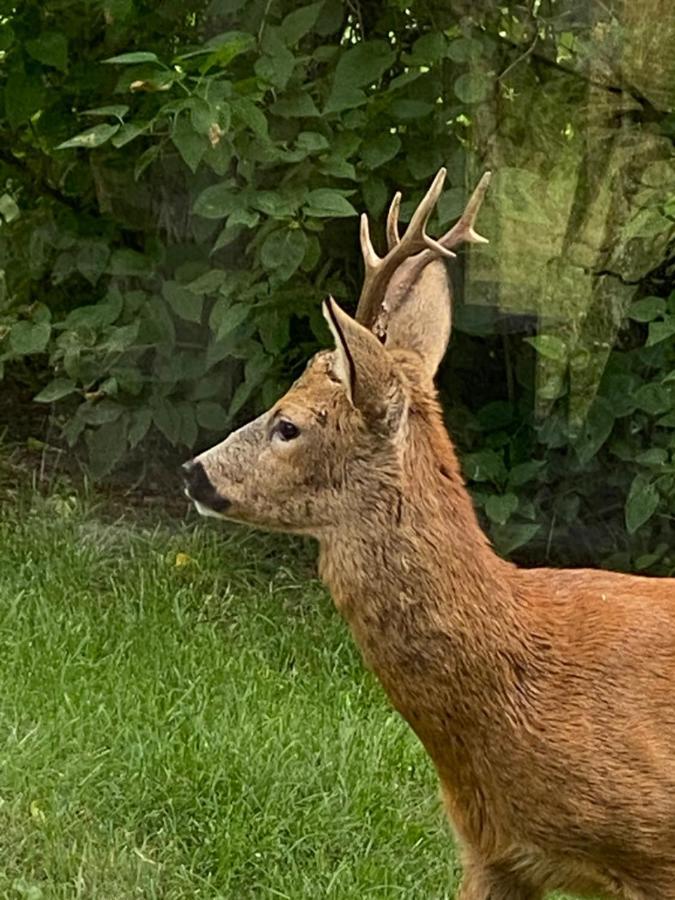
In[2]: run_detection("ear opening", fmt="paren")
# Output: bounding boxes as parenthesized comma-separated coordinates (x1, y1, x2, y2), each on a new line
(323, 295, 356, 402)
(322, 297, 406, 431)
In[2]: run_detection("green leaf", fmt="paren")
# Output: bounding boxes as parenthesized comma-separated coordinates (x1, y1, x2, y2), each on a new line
(0, 193, 20, 223)
(463, 449, 506, 483)
(109, 249, 152, 277)
(76, 242, 110, 285)
(647, 317, 675, 346)
(177, 402, 198, 448)
(447, 37, 483, 63)
(152, 398, 182, 444)
(255, 28, 296, 90)
(171, 116, 205, 173)
(163, 282, 203, 323)
(260, 228, 308, 281)
(454, 72, 492, 104)
(232, 98, 269, 138)
(111, 122, 147, 147)
(56, 123, 120, 150)
(319, 156, 356, 180)
(34, 378, 76, 403)
(362, 177, 387, 218)
(636, 448, 668, 466)
(492, 522, 540, 556)
(325, 40, 395, 113)
(26, 31, 68, 71)
(63, 288, 123, 330)
(251, 191, 298, 218)
(625, 474, 660, 534)
(361, 133, 401, 170)
(100, 321, 140, 353)
(295, 131, 330, 154)
(407, 32, 448, 65)
(389, 99, 434, 120)
(574, 398, 615, 464)
(196, 400, 226, 431)
(271, 91, 320, 118)
(258, 309, 290, 355)
(629, 296, 666, 322)
(193, 183, 238, 218)
(128, 408, 152, 448)
(437, 187, 466, 224)
(303, 189, 357, 218)
(281, 2, 324, 44)
(103, 51, 161, 65)
(5, 72, 46, 129)
(134, 144, 160, 181)
(507, 460, 546, 488)
(87, 419, 127, 478)
(485, 493, 518, 525)
(210, 302, 249, 341)
(228, 208, 259, 230)
(526, 334, 567, 362)
(634, 383, 673, 415)
(9, 321, 51, 355)
(80, 400, 123, 426)
(187, 270, 229, 295)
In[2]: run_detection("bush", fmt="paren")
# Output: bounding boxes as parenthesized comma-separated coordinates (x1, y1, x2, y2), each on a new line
(0, 1, 673, 570)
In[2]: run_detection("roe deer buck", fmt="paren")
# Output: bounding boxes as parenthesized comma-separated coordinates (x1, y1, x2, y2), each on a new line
(183, 169, 675, 899)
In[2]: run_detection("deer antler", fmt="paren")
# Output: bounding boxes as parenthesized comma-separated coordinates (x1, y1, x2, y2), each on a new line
(355, 169, 492, 333)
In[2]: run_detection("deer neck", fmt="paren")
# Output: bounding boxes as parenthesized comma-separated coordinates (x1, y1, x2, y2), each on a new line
(317, 405, 525, 747)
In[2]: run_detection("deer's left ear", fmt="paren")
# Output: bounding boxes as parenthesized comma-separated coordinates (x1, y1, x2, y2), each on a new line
(383, 258, 452, 379)
(322, 297, 405, 430)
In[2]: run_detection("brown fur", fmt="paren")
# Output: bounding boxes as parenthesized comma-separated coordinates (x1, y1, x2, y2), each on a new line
(184, 188, 675, 898)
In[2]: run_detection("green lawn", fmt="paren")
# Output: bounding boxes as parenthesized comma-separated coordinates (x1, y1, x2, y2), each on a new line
(0, 489, 462, 899)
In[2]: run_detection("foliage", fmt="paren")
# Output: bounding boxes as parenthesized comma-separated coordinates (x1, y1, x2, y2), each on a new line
(444, 288, 675, 574)
(0, 0, 673, 570)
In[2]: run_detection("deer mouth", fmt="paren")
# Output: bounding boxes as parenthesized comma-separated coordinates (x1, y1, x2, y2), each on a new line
(181, 460, 231, 517)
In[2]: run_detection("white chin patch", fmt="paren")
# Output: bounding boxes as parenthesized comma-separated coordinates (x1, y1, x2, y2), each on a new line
(193, 500, 227, 520)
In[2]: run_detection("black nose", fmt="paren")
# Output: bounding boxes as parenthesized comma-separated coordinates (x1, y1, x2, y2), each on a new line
(181, 460, 231, 512)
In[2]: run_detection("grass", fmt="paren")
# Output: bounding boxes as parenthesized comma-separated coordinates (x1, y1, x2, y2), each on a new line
(0, 487, 461, 899)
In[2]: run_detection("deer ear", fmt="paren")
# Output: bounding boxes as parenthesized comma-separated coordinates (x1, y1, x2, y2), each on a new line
(322, 297, 404, 427)
(383, 258, 452, 379)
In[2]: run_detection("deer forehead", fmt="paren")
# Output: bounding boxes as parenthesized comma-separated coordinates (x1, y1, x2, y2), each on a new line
(275, 351, 355, 424)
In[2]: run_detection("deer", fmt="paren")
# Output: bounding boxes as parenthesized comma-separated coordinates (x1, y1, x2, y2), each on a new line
(182, 168, 675, 899)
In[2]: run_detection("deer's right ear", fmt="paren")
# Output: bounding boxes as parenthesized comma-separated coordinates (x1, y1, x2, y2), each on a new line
(322, 297, 404, 429)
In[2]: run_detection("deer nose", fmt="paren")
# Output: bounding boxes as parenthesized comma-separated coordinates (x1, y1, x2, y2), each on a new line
(181, 460, 230, 512)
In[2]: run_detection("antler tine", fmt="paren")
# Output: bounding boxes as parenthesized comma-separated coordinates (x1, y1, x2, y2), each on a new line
(437, 171, 492, 250)
(359, 213, 380, 269)
(386, 192, 401, 249)
(370, 171, 492, 339)
(355, 167, 450, 327)
(407, 166, 447, 236)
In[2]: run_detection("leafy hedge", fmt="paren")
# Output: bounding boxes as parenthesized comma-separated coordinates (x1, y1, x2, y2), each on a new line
(0, 1, 673, 572)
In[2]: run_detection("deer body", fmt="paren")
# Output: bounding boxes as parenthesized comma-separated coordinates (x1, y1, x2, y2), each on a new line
(319, 367, 675, 898)
(183, 170, 675, 898)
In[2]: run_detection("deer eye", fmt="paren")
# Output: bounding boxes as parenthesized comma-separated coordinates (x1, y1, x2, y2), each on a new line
(273, 419, 300, 441)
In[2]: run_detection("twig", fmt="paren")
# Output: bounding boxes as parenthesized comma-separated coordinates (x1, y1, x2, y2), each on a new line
(498, 34, 539, 82)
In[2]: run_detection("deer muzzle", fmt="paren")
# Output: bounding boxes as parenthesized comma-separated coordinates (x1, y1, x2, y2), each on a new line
(181, 459, 231, 517)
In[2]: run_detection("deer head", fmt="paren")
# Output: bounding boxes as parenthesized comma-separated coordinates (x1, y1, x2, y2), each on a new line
(182, 169, 490, 536)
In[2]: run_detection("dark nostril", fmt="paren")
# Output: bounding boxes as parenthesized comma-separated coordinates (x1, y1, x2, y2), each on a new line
(182, 460, 208, 492)
(181, 460, 230, 512)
